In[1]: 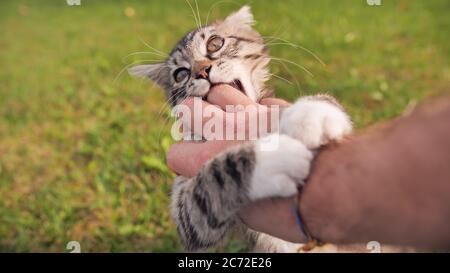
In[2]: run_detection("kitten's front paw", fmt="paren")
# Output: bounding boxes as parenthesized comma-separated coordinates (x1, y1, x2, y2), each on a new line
(248, 134, 313, 200)
(280, 95, 352, 149)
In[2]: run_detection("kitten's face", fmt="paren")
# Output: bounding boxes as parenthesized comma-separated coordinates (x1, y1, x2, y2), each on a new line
(129, 6, 270, 106)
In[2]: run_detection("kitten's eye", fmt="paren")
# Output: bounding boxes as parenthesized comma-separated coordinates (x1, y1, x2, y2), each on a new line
(173, 68, 190, 83)
(207, 36, 224, 53)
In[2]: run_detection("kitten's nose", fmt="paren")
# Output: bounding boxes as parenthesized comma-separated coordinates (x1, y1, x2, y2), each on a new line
(194, 62, 212, 79)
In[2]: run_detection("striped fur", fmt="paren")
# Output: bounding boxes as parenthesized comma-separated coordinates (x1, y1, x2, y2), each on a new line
(171, 143, 255, 251)
(129, 6, 353, 252)
(129, 6, 271, 105)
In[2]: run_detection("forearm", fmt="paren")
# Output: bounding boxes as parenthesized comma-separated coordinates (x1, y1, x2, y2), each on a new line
(300, 97, 450, 250)
(168, 94, 450, 249)
(241, 97, 450, 249)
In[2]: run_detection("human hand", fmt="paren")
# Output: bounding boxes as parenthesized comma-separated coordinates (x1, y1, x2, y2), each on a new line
(166, 86, 306, 243)
(167, 84, 290, 177)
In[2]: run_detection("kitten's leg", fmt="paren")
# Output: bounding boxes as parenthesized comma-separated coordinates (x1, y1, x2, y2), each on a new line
(280, 94, 353, 149)
(171, 134, 313, 251)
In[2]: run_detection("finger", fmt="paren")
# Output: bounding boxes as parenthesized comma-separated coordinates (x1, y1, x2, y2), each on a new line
(260, 97, 291, 107)
(178, 97, 226, 139)
(207, 84, 256, 110)
(166, 140, 243, 177)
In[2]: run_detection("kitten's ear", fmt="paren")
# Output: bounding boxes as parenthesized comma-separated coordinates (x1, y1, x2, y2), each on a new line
(224, 5, 254, 27)
(128, 63, 166, 85)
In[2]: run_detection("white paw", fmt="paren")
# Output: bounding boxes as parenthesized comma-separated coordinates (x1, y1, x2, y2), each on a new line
(248, 134, 313, 200)
(279, 97, 352, 149)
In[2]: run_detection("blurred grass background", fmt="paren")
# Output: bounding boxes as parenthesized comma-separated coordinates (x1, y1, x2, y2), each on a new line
(0, 0, 448, 252)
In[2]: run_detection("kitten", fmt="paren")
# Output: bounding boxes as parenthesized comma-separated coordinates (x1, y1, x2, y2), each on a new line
(129, 6, 352, 252)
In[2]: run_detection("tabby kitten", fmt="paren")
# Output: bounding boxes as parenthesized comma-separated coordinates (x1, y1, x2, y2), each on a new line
(129, 6, 352, 252)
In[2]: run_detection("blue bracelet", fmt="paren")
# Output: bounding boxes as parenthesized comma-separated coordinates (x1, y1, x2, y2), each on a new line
(293, 204, 325, 252)
(292, 204, 310, 240)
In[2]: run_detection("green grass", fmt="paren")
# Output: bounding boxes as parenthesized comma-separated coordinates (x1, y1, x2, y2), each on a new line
(0, 0, 448, 252)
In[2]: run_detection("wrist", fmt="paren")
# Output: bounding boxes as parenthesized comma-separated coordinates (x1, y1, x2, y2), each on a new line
(298, 146, 364, 244)
(298, 183, 343, 244)
(239, 197, 309, 244)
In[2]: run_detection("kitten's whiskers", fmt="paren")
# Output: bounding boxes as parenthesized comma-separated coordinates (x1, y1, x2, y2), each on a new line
(272, 58, 302, 96)
(122, 51, 166, 63)
(265, 36, 326, 66)
(185, 0, 201, 29)
(113, 59, 162, 84)
(271, 57, 314, 77)
(156, 88, 182, 121)
(194, 0, 202, 27)
(139, 38, 168, 58)
(270, 73, 293, 85)
(157, 92, 190, 144)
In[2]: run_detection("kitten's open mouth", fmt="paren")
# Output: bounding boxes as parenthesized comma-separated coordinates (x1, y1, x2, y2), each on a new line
(210, 79, 246, 96)
(229, 80, 245, 95)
